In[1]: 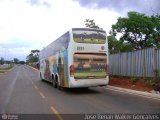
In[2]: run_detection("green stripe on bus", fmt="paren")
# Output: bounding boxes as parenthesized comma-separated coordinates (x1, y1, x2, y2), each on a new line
(74, 72, 106, 77)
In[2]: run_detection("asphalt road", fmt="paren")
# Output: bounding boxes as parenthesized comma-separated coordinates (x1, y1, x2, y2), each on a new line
(0, 65, 160, 120)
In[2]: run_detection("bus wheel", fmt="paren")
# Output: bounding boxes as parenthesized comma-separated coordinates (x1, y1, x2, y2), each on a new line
(40, 73, 44, 81)
(52, 76, 57, 88)
(57, 81, 63, 90)
(83, 87, 89, 90)
(57, 82, 61, 90)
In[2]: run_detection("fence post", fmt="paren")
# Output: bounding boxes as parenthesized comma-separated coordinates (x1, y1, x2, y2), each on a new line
(153, 47, 157, 77)
(143, 49, 147, 77)
(134, 51, 136, 77)
(126, 53, 128, 76)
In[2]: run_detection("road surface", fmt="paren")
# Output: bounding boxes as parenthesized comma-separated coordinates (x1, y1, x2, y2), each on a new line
(0, 65, 160, 120)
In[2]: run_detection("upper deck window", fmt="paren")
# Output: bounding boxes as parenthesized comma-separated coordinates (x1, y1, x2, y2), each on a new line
(73, 28, 106, 44)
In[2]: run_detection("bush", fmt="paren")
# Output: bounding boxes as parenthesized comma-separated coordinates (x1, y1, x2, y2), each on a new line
(131, 77, 139, 84)
(150, 69, 160, 91)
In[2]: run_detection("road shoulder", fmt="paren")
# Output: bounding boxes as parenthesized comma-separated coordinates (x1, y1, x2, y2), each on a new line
(27, 65, 38, 71)
(0, 66, 14, 74)
(106, 85, 160, 100)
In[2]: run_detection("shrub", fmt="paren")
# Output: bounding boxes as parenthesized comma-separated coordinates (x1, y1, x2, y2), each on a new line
(131, 77, 139, 84)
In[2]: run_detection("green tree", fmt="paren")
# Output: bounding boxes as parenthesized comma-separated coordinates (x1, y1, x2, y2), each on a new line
(111, 11, 160, 50)
(151, 14, 160, 48)
(0, 57, 4, 65)
(5, 60, 12, 64)
(13, 58, 19, 64)
(26, 50, 40, 63)
(85, 19, 102, 29)
(19, 61, 25, 64)
(108, 35, 134, 54)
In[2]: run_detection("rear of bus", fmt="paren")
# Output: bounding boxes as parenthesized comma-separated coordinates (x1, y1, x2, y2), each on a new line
(68, 28, 109, 88)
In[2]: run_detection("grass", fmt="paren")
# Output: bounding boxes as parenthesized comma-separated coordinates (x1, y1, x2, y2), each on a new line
(0, 71, 5, 73)
(0, 65, 14, 73)
(130, 77, 140, 84)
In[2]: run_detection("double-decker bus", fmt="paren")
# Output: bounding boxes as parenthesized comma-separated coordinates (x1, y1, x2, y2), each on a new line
(39, 28, 109, 88)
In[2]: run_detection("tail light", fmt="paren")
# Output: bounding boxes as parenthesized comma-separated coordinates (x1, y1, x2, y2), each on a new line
(106, 64, 109, 72)
(70, 65, 74, 76)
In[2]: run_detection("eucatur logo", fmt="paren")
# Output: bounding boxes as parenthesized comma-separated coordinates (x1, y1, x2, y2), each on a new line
(2, 114, 8, 120)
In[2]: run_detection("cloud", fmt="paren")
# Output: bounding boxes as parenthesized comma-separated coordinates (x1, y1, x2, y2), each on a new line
(26, 0, 51, 8)
(73, 0, 160, 15)
(26, 0, 41, 6)
(0, 0, 120, 60)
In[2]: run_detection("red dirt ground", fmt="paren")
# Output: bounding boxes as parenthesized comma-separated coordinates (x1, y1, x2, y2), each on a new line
(108, 76, 154, 92)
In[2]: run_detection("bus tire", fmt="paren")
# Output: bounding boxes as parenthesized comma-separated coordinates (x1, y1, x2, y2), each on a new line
(57, 79, 63, 90)
(40, 73, 44, 81)
(58, 85, 63, 90)
(83, 87, 89, 90)
(52, 75, 57, 88)
(57, 81, 61, 90)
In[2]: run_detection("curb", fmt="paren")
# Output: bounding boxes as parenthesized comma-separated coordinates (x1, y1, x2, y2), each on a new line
(27, 65, 39, 71)
(106, 85, 160, 100)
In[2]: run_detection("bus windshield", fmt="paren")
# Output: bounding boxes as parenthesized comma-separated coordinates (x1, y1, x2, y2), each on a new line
(73, 29, 106, 44)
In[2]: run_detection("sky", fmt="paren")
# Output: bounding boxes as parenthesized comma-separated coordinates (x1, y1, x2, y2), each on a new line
(0, 0, 159, 61)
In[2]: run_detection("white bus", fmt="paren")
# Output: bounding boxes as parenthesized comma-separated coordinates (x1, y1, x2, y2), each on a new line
(39, 28, 109, 88)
